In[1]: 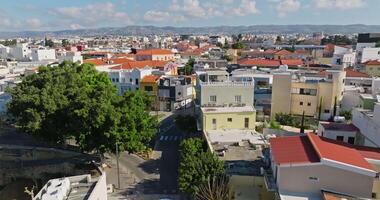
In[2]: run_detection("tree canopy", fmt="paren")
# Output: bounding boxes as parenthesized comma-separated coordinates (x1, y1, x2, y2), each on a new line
(7, 61, 157, 154)
(231, 42, 245, 49)
(178, 58, 195, 75)
(178, 138, 225, 196)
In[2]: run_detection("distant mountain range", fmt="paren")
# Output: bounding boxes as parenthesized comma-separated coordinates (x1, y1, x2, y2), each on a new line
(1, 24, 380, 38)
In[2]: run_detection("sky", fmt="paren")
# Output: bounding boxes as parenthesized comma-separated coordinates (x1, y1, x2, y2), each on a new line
(0, 0, 378, 31)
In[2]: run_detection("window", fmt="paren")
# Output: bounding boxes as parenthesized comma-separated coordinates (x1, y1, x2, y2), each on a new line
(212, 118, 217, 130)
(244, 118, 249, 129)
(336, 136, 344, 141)
(328, 74, 333, 79)
(235, 95, 242, 103)
(308, 177, 319, 181)
(130, 78, 133, 83)
(227, 118, 232, 122)
(324, 109, 330, 113)
(348, 137, 355, 144)
(307, 102, 311, 106)
(210, 95, 217, 102)
(116, 78, 119, 82)
(144, 86, 153, 91)
(372, 193, 377, 198)
(135, 78, 139, 85)
(300, 101, 303, 106)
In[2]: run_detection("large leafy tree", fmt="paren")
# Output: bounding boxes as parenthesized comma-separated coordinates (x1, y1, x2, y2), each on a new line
(7, 61, 157, 154)
(178, 138, 225, 196)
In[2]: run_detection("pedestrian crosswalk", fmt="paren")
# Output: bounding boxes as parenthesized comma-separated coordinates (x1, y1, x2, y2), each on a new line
(159, 135, 183, 141)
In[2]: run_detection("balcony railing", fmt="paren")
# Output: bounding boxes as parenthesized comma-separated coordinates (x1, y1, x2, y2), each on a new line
(199, 81, 254, 86)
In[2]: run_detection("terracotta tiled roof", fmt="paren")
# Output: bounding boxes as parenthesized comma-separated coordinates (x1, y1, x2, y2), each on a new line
(270, 133, 376, 171)
(274, 49, 292, 55)
(264, 49, 277, 54)
(141, 75, 161, 83)
(108, 58, 134, 64)
(307, 133, 374, 171)
(270, 135, 320, 165)
(110, 60, 169, 70)
(363, 60, 380, 65)
(83, 59, 107, 66)
(280, 59, 304, 66)
(238, 59, 281, 67)
(136, 49, 173, 56)
(112, 53, 135, 58)
(345, 69, 370, 78)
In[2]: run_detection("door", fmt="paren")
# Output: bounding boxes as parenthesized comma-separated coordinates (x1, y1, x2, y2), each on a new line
(212, 118, 217, 130)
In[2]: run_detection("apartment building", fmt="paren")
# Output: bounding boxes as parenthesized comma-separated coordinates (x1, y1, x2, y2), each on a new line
(317, 121, 360, 145)
(271, 69, 345, 120)
(352, 103, 380, 148)
(196, 69, 256, 131)
(157, 75, 193, 111)
(268, 133, 379, 199)
(135, 49, 174, 61)
(362, 60, 380, 76)
(31, 47, 56, 61)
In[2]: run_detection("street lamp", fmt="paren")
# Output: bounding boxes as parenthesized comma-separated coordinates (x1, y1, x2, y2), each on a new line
(115, 140, 121, 189)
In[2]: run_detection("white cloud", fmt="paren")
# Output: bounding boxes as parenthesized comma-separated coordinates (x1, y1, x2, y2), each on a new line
(232, 0, 260, 16)
(276, 0, 301, 17)
(25, 18, 42, 29)
(216, 0, 234, 4)
(144, 10, 171, 22)
(50, 2, 133, 28)
(314, 0, 365, 9)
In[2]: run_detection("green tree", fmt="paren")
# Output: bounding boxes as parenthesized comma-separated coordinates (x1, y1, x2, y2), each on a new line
(62, 39, 70, 47)
(179, 58, 195, 75)
(178, 138, 225, 196)
(7, 61, 157, 154)
(231, 42, 245, 49)
(340, 109, 352, 121)
(376, 41, 380, 48)
(0, 39, 17, 46)
(45, 38, 54, 47)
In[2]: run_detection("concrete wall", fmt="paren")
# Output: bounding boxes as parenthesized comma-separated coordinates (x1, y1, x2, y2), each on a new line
(317, 124, 357, 144)
(352, 106, 380, 147)
(202, 111, 256, 131)
(88, 173, 108, 200)
(277, 164, 374, 198)
(200, 84, 254, 106)
(271, 73, 292, 118)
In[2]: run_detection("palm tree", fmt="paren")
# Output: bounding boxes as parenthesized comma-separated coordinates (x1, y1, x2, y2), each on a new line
(195, 175, 235, 200)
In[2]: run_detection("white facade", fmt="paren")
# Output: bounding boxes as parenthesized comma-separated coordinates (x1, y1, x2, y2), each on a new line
(361, 48, 380, 63)
(57, 51, 83, 64)
(332, 46, 356, 68)
(31, 48, 56, 61)
(109, 67, 154, 94)
(0, 44, 10, 59)
(317, 123, 358, 144)
(352, 103, 380, 147)
(9, 43, 30, 61)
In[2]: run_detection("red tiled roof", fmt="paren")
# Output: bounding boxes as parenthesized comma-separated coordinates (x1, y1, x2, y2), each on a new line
(108, 58, 134, 64)
(270, 135, 320, 165)
(110, 60, 169, 70)
(136, 49, 173, 56)
(270, 133, 376, 171)
(363, 60, 380, 65)
(274, 49, 292, 55)
(83, 59, 107, 66)
(307, 133, 374, 171)
(264, 49, 277, 54)
(320, 122, 359, 132)
(238, 59, 281, 67)
(345, 69, 370, 78)
(280, 59, 304, 66)
(141, 75, 161, 83)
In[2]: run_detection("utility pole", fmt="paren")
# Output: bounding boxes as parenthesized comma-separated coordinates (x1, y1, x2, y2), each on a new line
(115, 141, 120, 189)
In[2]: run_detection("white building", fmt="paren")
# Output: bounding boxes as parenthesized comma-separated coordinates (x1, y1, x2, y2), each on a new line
(317, 121, 359, 144)
(331, 46, 356, 68)
(109, 66, 155, 94)
(57, 51, 83, 64)
(361, 48, 380, 63)
(9, 43, 30, 61)
(0, 44, 10, 59)
(31, 47, 56, 61)
(352, 103, 380, 147)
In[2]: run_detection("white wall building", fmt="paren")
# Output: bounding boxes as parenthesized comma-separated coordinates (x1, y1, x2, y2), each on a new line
(352, 103, 380, 147)
(332, 46, 356, 68)
(361, 48, 380, 63)
(0, 44, 10, 59)
(109, 66, 155, 94)
(31, 47, 56, 61)
(9, 43, 30, 61)
(57, 51, 83, 64)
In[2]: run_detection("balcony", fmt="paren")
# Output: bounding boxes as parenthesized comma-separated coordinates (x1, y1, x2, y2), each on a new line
(199, 80, 254, 87)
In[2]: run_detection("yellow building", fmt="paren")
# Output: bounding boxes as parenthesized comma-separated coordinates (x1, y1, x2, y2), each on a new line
(363, 60, 380, 76)
(140, 75, 160, 110)
(200, 106, 256, 131)
(271, 69, 345, 120)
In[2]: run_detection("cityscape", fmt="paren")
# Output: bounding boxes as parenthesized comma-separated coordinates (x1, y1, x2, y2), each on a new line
(1, 0, 380, 200)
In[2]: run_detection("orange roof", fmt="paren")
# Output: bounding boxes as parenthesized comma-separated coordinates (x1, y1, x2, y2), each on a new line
(280, 59, 304, 66)
(112, 53, 135, 58)
(238, 59, 281, 67)
(345, 69, 370, 78)
(111, 60, 169, 70)
(364, 60, 380, 65)
(136, 49, 173, 56)
(141, 75, 161, 83)
(274, 49, 292, 55)
(324, 44, 335, 52)
(83, 58, 107, 66)
(264, 49, 277, 54)
(108, 58, 134, 64)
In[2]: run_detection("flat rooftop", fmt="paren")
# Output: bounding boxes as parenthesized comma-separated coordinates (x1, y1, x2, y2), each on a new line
(201, 106, 255, 114)
(206, 129, 266, 145)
